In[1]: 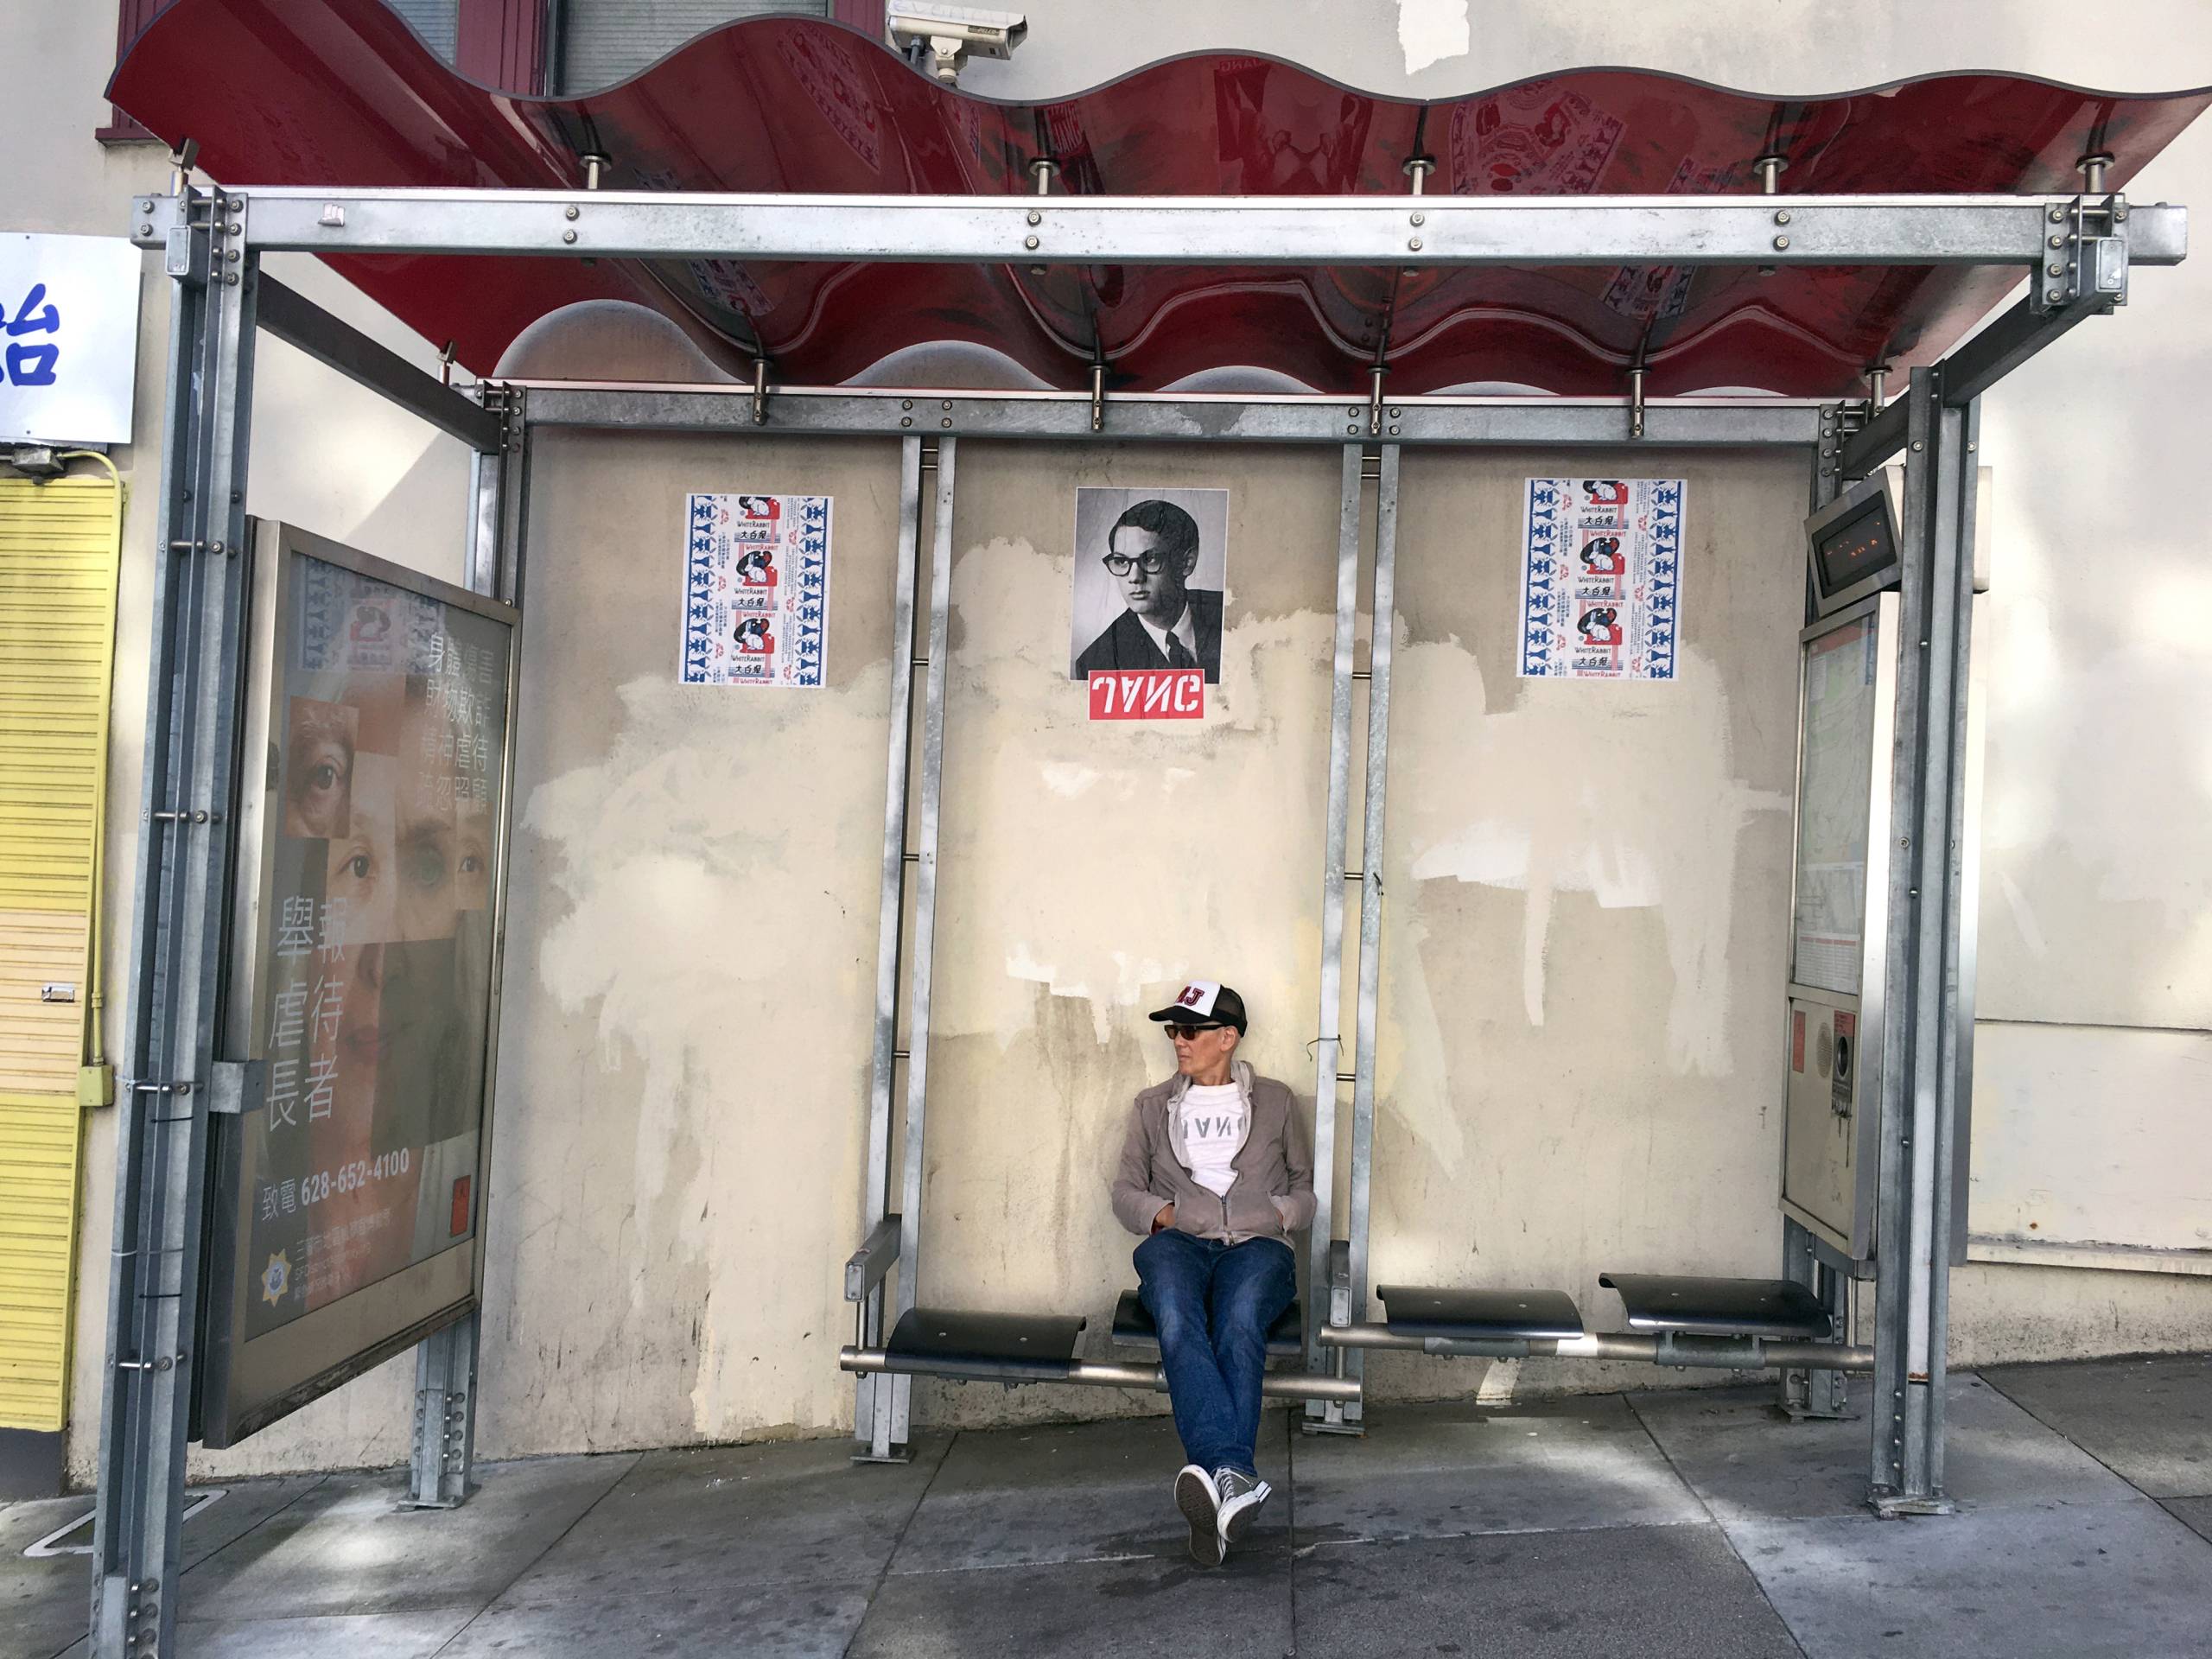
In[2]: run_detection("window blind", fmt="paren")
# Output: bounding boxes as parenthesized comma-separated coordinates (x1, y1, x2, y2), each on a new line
(555, 1, 829, 93)
(386, 0, 462, 59)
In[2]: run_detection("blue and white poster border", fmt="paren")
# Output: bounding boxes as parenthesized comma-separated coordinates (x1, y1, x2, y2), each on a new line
(1517, 477, 1685, 682)
(681, 492, 833, 687)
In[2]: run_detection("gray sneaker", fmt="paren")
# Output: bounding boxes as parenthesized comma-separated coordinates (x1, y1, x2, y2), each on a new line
(1174, 1464, 1224, 1567)
(1214, 1466, 1271, 1551)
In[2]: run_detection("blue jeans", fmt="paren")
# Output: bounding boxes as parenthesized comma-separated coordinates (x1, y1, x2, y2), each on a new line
(1134, 1229, 1296, 1478)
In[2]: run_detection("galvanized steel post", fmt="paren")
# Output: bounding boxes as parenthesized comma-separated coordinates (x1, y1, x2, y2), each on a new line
(1306, 446, 1365, 1420)
(1342, 443, 1402, 1428)
(1867, 369, 1974, 1514)
(402, 419, 512, 1510)
(892, 439, 958, 1438)
(857, 437, 927, 1461)
(90, 187, 260, 1659)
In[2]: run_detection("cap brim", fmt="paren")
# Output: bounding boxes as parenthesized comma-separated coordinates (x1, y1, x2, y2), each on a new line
(1147, 1008, 1243, 1032)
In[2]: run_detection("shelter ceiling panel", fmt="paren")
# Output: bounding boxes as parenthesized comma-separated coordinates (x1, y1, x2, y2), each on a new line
(110, 1, 2211, 392)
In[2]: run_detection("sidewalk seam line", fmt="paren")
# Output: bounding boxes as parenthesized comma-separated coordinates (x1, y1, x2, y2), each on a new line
(423, 1448, 645, 1658)
(1623, 1389, 1814, 1659)
(843, 1428, 955, 1657)
(1975, 1369, 2212, 1535)
(1974, 1370, 2155, 1498)
(176, 1469, 335, 1580)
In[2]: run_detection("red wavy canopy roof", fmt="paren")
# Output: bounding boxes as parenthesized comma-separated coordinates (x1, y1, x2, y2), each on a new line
(111, 0, 2211, 394)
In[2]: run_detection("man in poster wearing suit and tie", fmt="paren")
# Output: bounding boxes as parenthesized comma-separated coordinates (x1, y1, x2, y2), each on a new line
(1074, 499, 1223, 684)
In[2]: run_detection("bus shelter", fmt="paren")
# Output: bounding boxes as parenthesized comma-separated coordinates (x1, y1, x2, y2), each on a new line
(86, 5, 2208, 1656)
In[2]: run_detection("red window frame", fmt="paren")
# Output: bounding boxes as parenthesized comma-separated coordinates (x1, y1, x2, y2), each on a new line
(100, 0, 164, 143)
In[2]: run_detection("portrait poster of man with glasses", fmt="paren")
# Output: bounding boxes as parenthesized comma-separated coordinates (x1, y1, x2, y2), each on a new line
(1070, 486, 1230, 684)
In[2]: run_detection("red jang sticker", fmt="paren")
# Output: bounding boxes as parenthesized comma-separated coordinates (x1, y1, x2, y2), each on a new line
(1792, 1010, 1806, 1073)
(449, 1175, 473, 1238)
(1089, 669, 1204, 721)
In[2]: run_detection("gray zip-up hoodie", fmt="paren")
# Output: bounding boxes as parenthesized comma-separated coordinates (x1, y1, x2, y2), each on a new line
(1110, 1060, 1318, 1244)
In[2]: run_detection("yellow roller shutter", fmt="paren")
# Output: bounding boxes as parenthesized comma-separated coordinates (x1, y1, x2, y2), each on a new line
(0, 465, 123, 1433)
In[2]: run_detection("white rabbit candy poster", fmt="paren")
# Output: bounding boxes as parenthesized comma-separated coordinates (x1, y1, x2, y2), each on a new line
(681, 492, 832, 687)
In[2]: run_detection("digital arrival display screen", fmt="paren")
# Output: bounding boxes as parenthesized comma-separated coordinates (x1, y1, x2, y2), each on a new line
(1813, 495, 1899, 601)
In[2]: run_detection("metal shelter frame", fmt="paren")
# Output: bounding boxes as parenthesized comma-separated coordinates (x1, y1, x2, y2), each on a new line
(87, 162, 2182, 1657)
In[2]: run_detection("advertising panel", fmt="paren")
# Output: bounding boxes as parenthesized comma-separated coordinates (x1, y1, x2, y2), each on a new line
(201, 525, 516, 1446)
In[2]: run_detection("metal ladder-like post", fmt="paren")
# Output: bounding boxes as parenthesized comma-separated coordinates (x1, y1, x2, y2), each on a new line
(1305, 445, 1364, 1427)
(403, 396, 526, 1508)
(1306, 444, 1401, 1433)
(855, 436, 953, 1461)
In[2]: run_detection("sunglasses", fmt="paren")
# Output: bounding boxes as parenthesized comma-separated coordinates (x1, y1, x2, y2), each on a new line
(1163, 1023, 1227, 1041)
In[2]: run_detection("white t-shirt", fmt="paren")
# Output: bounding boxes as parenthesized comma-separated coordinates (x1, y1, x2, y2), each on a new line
(1178, 1082, 1248, 1198)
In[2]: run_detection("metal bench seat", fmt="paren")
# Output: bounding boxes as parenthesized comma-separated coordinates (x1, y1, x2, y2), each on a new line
(1376, 1284, 1586, 1342)
(883, 1307, 1087, 1380)
(1599, 1272, 1831, 1339)
(1110, 1289, 1305, 1358)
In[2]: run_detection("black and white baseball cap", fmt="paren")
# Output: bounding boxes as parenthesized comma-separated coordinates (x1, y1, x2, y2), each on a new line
(1147, 980, 1249, 1033)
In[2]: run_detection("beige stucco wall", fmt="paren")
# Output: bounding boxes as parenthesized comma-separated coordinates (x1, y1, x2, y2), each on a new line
(4, 0, 2203, 1481)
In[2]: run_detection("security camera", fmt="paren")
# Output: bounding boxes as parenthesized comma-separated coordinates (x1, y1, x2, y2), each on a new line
(886, 4, 1027, 85)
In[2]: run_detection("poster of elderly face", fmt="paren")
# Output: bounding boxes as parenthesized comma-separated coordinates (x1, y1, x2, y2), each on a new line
(244, 552, 511, 1339)
(1070, 487, 1230, 687)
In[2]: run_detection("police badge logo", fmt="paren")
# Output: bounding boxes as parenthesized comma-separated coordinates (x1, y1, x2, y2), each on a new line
(260, 1250, 291, 1307)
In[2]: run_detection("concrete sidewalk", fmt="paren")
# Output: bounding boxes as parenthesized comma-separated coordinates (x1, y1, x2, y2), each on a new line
(8, 1355, 2211, 1657)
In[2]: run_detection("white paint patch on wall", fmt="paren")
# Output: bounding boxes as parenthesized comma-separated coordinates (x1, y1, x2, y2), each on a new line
(523, 664, 890, 1440)
(436, 431, 909, 1459)
(1397, 639, 1787, 1071)
(1396, 0, 1471, 73)
(1997, 873, 2048, 961)
(1969, 1021, 2212, 1256)
(928, 534, 1336, 1058)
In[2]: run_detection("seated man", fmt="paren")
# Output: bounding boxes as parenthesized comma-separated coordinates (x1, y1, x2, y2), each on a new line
(1111, 981, 1316, 1567)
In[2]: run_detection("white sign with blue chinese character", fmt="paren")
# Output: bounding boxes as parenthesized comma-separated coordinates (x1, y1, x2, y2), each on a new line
(0, 232, 142, 444)
(679, 492, 832, 687)
(1517, 477, 1685, 681)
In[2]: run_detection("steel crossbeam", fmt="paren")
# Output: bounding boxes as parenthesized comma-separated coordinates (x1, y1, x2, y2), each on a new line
(516, 385, 1827, 447)
(129, 188, 2186, 270)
